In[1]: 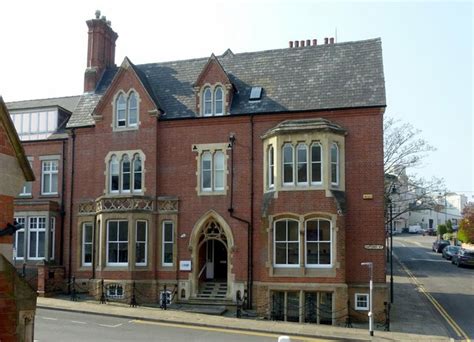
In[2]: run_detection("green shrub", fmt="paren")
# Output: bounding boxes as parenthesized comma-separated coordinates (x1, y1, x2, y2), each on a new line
(437, 224, 447, 237)
(446, 220, 453, 233)
(442, 233, 453, 241)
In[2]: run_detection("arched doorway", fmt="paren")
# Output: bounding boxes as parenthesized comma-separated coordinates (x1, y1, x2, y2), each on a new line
(189, 210, 235, 299)
(198, 220, 228, 282)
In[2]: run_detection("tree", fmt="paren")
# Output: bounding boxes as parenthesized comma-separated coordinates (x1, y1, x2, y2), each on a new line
(384, 116, 445, 225)
(437, 224, 447, 237)
(458, 203, 474, 243)
(446, 220, 453, 233)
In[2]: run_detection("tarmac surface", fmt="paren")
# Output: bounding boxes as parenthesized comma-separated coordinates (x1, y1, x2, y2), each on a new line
(35, 234, 467, 342)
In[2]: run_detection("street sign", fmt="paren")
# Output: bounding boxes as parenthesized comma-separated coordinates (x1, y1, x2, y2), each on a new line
(364, 244, 384, 250)
(179, 260, 192, 271)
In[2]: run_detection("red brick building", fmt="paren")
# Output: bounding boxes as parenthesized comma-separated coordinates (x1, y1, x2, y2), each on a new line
(7, 13, 387, 324)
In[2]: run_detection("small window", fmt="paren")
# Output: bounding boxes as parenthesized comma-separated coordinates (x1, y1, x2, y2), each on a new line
(203, 88, 212, 116)
(41, 160, 58, 195)
(249, 87, 262, 101)
(296, 144, 308, 184)
(13, 217, 26, 260)
(135, 221, 147, 266)
(121, 155, 131, 192)
(201, 152, 212, 191)
(162, 221, 174, 266)
(107, 284, 124, 299)
(330, 143, 339, 185)
(311, 143, 322, 184)
(274, 219, 299, 267)
(160, 290, 172, 306)
(128, 92, 138, 126)
(116, 94, 127, 127)
(306, 219, 331, 266)
(282, 144, 294, 185)
(49, 217, 55, 260)
(355, 293, 369, 310)
(213, 151, 225, 191)
(28, 217, 46, 260)
(82, 222, 93, 266)
(133, 154, 142, 191)
(214, 87, 224, 115)
(109, 155, 119, 193)
(268, 146, 274, 189)
(107, 220, 128, 266)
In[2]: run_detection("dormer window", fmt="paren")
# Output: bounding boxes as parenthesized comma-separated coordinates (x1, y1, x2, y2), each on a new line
(114, 91, 139, 129)
(201, 86, 225, 117)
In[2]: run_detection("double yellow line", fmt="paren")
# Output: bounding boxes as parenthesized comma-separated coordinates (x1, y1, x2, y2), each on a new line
(395, 254, 471, 342)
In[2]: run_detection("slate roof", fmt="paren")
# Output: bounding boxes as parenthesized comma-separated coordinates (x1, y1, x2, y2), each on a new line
(6, 95, 81, 113)
(67, 38, 385, 127)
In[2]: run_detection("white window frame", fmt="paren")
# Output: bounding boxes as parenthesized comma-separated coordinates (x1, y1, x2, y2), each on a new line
(330, 143, 339, 186)
(201, 151, 213, 192)
(162, 221, 174, 267)
(121, 155, 131, 193)
(106, 220, 129, 267)
(13, 217, 26, 260)
(355, 293, 369, 311)
(49, 217, 55, 260)
(268, 145, 275, 189)
(109, 155, 120, 193)
(296, 143, 308, 185)
(128, 92, 138, 127)
(282, 144, 294, 186)
(305, 219, 332, 268)
(273, 219, 300, 268)
(310, 143, 323, 185)
(28, 216, 46, 260)
(135, 220, 148, 266)
(213, 151, 225, 191)
(203, 87, 213, 116)
(41, 160, 58, 195)
(132, 154, 142, 192)
(82, 222, 93, 267)
(116, 94, 127, 127)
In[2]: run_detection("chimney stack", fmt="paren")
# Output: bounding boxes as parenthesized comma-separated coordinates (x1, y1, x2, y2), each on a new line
(324, 37, 329, 44)
(84, 11, 119, 92)
(289, 41, 294, 48)
(329, 37, 335, 44)
(312, 39, 317, 46)
(295, 41, 299, 48)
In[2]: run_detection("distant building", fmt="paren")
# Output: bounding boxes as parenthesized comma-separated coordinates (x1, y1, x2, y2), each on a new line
(6, 12, 387, 324)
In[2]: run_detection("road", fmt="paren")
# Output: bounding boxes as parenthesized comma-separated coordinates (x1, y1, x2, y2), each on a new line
(34, 308, 334, 342)
(393, 234, 474, 340)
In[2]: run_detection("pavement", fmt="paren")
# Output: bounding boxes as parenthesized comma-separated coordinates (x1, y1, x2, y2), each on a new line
(36, 245, 457, 342)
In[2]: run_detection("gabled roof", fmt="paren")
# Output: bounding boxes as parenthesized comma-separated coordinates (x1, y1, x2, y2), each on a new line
(0, 97, 35, 181)
(67, 38, 386, 126)
(194, 54, 232, 87)
(6, 95, 81, 113)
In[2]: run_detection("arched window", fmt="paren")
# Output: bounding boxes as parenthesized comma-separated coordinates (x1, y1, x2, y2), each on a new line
(311, 143, 322, 184)
(128, 92, 138, 126)
(282, 144, 294, 185)
(203, 88, 212, 116)
(330, 143, 339, 185)
(268, 145, 274, 189)
(214, 87, 223, 115)
(296, 143, 308, 184)
(274, 219, 299, 266)
(201, 152, 212, 191)
(116, 94, 126, 127)
(133, 154, 142, 191)
(110, 155, 119, 192)
(305, 219, 331, 266)
(121, 155, 131, 192)
(214, 151, 225, 190)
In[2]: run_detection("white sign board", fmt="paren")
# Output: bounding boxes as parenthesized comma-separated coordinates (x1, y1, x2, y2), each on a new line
(180, 260, 192, 271)
(364, 244, 384, 250)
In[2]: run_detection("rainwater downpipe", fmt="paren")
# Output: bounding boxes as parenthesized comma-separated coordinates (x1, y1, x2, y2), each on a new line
(67, 129, 76, 293)
(228, 114, 254, 309)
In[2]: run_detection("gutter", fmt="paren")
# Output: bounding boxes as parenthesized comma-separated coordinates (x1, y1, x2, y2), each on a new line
(67, 128, 76, 293)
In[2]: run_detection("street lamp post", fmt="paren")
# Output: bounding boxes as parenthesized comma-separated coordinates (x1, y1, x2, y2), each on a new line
(389, 199, 394, 304)
(361, 262, 374, 337)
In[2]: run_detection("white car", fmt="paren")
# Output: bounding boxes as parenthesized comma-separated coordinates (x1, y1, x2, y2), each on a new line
(408, 225, 422, 234)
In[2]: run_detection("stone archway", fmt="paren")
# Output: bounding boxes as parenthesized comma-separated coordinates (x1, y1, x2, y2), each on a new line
(188, 210, 235, 299)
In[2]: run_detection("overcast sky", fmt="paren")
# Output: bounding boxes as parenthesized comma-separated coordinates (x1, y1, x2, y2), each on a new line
(0, 0, 472, 199)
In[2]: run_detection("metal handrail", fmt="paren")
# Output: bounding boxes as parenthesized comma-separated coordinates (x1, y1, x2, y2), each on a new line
(198, 263, 207, 279)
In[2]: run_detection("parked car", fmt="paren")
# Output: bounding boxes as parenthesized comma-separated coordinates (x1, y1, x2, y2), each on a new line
(451, 249, 474, 267)
(426, 228, 436, 236)
(432, 239, 450, 253)
(409, 225, 422, 234)
(442, 245, 460, 260)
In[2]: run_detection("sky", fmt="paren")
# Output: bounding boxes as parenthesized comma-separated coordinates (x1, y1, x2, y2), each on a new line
(0, 0, 472, 200)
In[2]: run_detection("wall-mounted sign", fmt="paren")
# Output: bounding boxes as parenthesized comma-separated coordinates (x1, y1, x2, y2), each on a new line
(363, 194, 374, 200)
(364, 244, 384, 250)
(179, 260, 192, 271)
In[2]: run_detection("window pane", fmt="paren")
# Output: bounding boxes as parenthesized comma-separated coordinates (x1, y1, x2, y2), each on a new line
(29, 233, 37, 257)
(51, 173, 58, 193)
(287, 243, 299, 264)
(215, 87, 223, 114)
(164, 243, 173, 263)
(43, 173, 50, 193)
(275, 221, 286, 241)
(288, 220, 299, 241)
(331, 164, 337, 184)
(275, 243, 287, 264)
(304, 292, 318, 323)
(319, 221, 330, 241)
(283, 145, 293, 163)
(84, 224, 93, 243)
(133, 157, 142, 191)
(137, 222, 146, 241)
(128, 93, 138, 125)
(164, 223, 173, 241)
(311, 162, 322, 183)
(307, 242, 318, 264)
(284, 165, 293, 183)
(203, 88, 212, 115)
(306, 221, 318, 241)
(117, 95, 126, 126)
(136, 243, 145, 264)
(108, 222, 117, 241)
(287, 292, 300, 322)
(22, 113, 30, 134)
(119, 243, 128, 262)
(108, 243, 118, 263)
(17, 231, 24, 258)
(119, 222, 128, 241)
(319, 243, 331, 264)
(47, 111, 57, 132)
(84, 244, 92, 263)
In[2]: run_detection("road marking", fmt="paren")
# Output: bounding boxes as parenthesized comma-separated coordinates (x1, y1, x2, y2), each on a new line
(98, 323, 123, 328)
(71, 320, 87, 324)
(132, 319, 332, 341)
(40, 316, 58, 321)
(394, 253, 471, 342)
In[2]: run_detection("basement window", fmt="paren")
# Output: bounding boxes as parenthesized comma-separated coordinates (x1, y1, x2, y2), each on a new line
(249, 87, 262, 101)
(107, 284, 124, 299)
